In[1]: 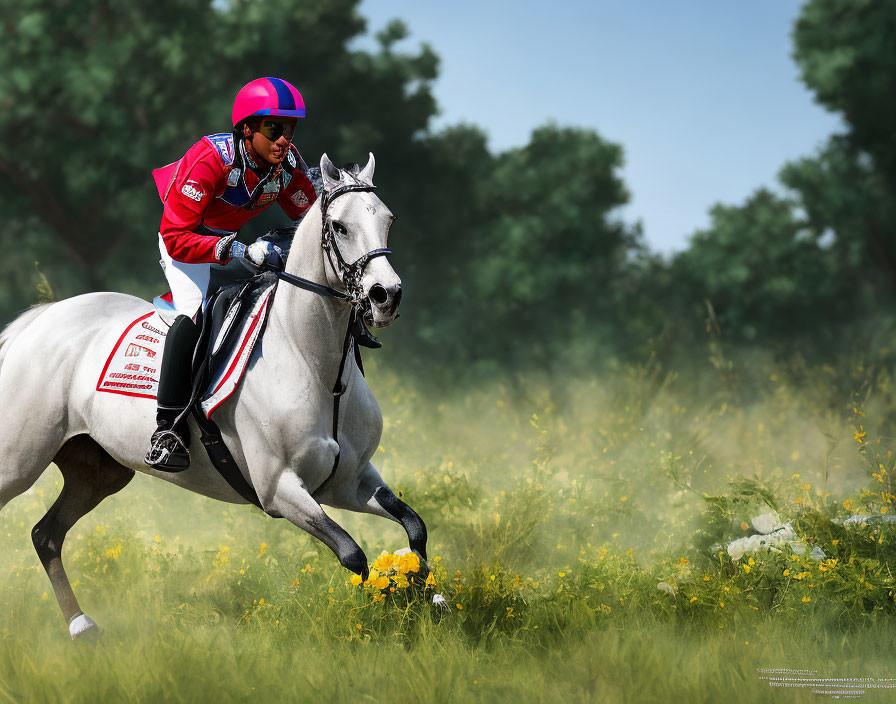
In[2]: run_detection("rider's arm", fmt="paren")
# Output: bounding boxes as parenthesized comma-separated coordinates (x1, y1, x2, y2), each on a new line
(159, 153, 232, 264)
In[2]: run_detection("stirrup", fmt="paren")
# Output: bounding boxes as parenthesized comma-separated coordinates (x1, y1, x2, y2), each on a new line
(144, 429, 191, 472)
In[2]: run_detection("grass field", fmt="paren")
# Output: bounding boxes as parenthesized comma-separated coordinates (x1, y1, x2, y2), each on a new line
(2, 348, 896, 703)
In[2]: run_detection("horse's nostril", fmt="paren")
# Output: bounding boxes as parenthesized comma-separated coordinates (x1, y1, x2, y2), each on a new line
(369, 284, 388, 305)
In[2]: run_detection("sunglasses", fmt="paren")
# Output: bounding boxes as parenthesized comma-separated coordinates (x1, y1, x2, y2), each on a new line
(256, 119, 296, 142)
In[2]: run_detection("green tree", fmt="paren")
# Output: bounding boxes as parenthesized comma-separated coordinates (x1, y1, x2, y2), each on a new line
(793, 0, 896, 285)
(463, 125, 644, 370)
(673, 188, 845, 343)
(780, 135, 896, 292)
(0, 0, 438, 317)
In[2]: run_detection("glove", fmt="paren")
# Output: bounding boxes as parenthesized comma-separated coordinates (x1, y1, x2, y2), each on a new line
(229, 240, 283, 268)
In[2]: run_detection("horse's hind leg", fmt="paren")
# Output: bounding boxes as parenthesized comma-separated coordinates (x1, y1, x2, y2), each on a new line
(32, 435, 134, 639)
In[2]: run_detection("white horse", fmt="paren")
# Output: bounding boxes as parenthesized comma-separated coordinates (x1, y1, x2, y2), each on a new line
(0, 154, 428, 639)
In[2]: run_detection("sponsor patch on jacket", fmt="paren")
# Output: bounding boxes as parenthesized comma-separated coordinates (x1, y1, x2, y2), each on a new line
(181, 181, 205, 202)
(227, 168, 241, 187)
(257, 192, 278, 206)
(292, 190, 309, 207)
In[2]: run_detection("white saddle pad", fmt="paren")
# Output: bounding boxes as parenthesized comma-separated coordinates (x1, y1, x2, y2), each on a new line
(96, 286, 274, 417)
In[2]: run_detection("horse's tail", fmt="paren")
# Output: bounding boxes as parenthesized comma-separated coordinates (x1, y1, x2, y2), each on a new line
(0, 304, 55, 371)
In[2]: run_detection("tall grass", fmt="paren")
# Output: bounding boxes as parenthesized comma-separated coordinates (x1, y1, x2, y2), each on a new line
(2, 347, 896, 702)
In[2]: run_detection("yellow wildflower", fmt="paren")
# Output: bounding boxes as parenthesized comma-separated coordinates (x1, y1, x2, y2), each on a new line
(802, 596, 811, 602)
(398, 552, 420, 574)
(855, 427, 866, 442)
(350, 574, 363, 586)
(373, 553, 399, 572)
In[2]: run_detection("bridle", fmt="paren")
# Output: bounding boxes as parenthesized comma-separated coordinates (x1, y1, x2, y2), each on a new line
(320, 182, 392, 307)
(268, 180, 391, 318)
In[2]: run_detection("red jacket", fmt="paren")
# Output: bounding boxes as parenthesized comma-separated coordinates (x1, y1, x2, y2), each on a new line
(153, 133, 317, 263)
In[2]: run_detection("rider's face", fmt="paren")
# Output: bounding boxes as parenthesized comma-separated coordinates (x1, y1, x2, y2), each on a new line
(244, 118, 296, 166)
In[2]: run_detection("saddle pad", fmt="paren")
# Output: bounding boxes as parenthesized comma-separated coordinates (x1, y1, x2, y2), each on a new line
(95, 313, 166, 399)
(96, 287, 274, 415)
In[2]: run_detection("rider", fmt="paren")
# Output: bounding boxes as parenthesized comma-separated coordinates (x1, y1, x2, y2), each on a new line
(145, 77, 319, 472)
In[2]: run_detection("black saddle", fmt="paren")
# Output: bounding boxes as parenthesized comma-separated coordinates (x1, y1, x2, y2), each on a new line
(175, 269, 279, 509)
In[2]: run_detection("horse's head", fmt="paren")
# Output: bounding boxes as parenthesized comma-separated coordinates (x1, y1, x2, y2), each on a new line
(317, 153, 401, 328)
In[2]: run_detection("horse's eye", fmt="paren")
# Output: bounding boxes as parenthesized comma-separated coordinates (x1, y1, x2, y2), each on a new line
(332, 221, 348, 235)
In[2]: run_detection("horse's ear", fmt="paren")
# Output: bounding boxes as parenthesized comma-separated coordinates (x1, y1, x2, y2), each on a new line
(358, 152, 375, 185)
(320, 153, 342, 190)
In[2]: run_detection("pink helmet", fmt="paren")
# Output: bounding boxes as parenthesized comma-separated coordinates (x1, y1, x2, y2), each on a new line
(231, 77, 306, 126)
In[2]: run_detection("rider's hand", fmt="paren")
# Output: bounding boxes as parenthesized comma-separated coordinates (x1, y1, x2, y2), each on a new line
(246, 241, 283, 268)
(228, 240, 282, 268)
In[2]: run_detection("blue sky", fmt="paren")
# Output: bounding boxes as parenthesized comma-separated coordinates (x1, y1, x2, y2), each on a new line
(358, 0, 843, 253)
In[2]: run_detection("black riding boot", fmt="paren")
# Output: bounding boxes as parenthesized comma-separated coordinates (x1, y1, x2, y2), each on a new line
(145, 314, 201, 472)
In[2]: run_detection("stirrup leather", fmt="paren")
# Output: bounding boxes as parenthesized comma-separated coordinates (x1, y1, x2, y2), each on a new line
(145, 428, 191, 471)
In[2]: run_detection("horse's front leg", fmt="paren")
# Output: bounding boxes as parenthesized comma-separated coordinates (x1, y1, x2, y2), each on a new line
(264, 469, 369, 580)
(328, 462, 428, 562)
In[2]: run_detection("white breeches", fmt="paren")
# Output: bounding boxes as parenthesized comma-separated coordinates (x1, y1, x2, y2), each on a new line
(158, 234, 210, 319)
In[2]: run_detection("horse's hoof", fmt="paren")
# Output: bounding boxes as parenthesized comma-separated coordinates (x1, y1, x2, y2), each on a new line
(69, 613, 98, 640)
(340, 546, 368, 582)
(432, 593, 449, 610)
